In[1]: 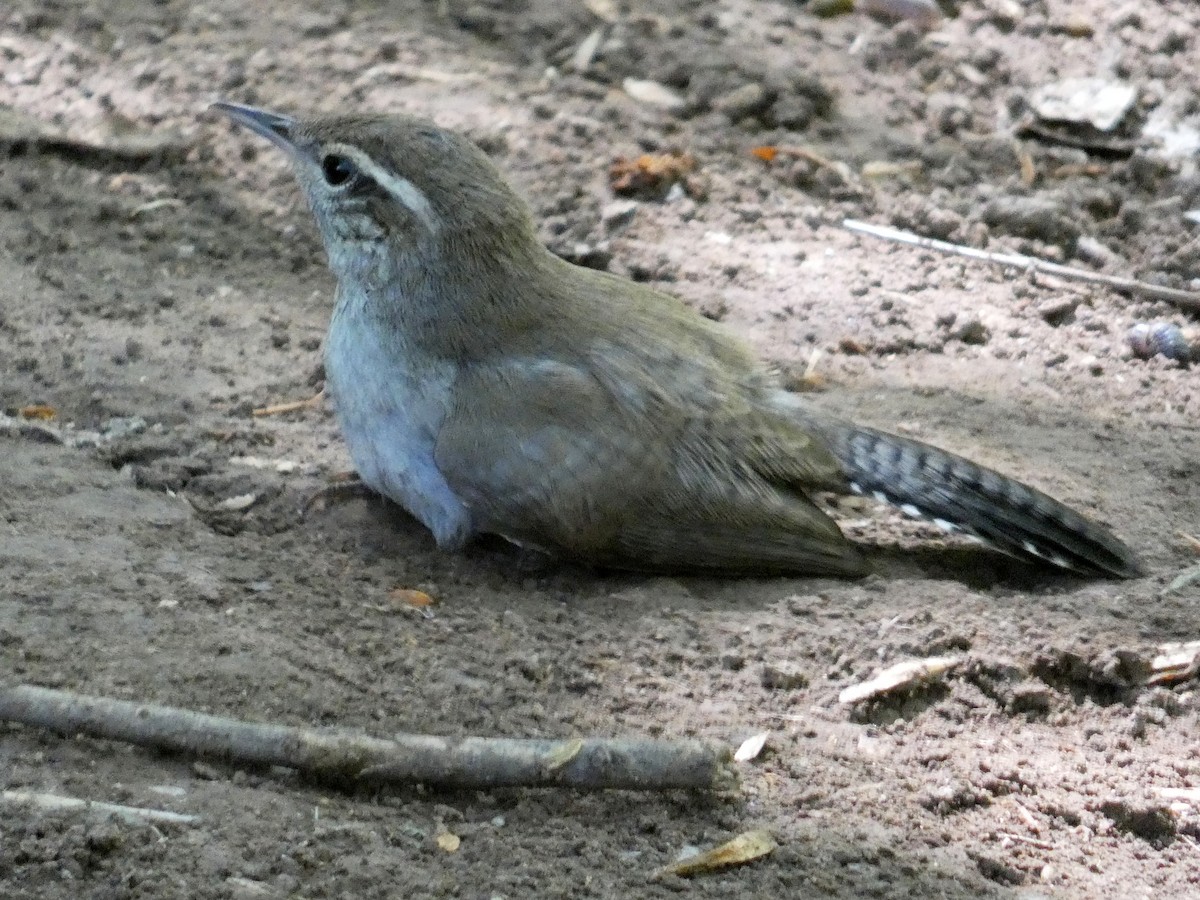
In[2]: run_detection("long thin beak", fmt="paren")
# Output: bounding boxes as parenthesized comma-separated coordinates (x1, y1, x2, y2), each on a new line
(210, 102, 299, 154)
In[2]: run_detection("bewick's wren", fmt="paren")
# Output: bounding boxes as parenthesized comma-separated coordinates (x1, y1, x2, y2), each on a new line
(213, 102, 1140, 578)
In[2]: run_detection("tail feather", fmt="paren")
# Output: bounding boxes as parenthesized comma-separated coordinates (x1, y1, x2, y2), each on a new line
(820, 424, 1141, 578)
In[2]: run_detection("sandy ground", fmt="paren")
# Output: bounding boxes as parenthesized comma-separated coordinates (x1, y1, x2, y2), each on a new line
(2, 0, 1200, 897)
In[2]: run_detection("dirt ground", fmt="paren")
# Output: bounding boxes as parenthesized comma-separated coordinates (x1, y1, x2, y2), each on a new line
(2, 0, 1200, 897)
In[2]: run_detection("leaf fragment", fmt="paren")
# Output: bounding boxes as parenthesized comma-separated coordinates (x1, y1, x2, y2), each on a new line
(18, 405, 56, 420)
(390, 588, 435, 609)
(733, 732, 769, 763)
(654, 829, 777, 878)
(838, 655, 961, 704)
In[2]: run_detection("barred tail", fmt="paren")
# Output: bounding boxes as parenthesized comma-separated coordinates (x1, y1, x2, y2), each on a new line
(819, 424, 1141, 578)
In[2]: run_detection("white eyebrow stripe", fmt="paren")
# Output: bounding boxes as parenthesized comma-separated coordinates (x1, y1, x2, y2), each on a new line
(326, 143, 440, 234)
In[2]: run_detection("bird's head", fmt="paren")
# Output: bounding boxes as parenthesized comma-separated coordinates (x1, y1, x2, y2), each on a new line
(212, 102, 539, 284)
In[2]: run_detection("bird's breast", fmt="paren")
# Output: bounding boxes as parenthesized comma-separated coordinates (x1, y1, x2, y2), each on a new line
(323, 303, 472, 547)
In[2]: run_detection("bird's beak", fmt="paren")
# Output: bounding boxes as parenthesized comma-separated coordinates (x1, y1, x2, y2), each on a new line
(210, 102, 299, 154)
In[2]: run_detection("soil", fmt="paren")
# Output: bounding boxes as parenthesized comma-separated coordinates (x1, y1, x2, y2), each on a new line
(2, 1, 1199, 897)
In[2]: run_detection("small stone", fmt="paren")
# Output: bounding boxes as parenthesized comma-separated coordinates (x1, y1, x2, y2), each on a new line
(1075, 235, 1118, 268)
(950, 317, 989, 345)
(1097, 799, 1176, 844)
(721, 653, 745, 672)
(809, 0, 854, 16)
(767, 96, 816, 130)
(1031, 77, 1136, 132)
(559, 242, 612, 271)
(622, 78, 685, 112)
(192, 761, 223, 780)
(712, 83, 772, 121)
(1057, 13, 1094, 38)
(1007, 680, 1054, 714)
(296, 8, 348, 38)
(1035, 297, 1079, 326)
(1111, 4, 1142, 29)
(761, 661, 809, 690)
(1158, 26, 1190, 55)
(982, 195, 1081, 248)
(925, 92, 973, 136)
(920, 779, 986, 814)
(601, 200, 639, 230)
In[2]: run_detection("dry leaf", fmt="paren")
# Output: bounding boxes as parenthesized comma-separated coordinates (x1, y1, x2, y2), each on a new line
(609, 152, 697, 198)
(655, 829, 777, 878)
(839, 655, 961, 704)
(390, 588, 434, 609)
(18, 405, 56, 420)
(733, 732, 769, 762)
(540, 738, 584, 773)
(751, 146, 778, 162)
(1147, 640, 1200, 685)
(436, 831, 461, 853)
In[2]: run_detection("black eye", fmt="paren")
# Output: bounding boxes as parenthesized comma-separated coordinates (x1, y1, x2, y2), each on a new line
(321, 154, 357, 187)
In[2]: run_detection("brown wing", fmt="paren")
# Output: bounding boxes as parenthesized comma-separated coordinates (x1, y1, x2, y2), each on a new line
(435, 352, 865, 575)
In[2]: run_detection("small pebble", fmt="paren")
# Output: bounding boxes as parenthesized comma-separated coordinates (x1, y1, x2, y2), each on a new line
(1127, 322, 1195, 365)
(712, 82, 771, 121)
(761, 662, 809, 690)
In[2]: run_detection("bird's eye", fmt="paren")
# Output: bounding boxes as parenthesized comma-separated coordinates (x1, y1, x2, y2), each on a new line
(321, 154, 358, 187)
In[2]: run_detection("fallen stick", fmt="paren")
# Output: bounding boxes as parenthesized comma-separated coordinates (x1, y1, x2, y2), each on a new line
(252, 388, 325, 417)
(843, 219, 1200, 312)
(993, 831, 1055, 851)
(0, 685, 737, 793)
(1, 790, 198, 826)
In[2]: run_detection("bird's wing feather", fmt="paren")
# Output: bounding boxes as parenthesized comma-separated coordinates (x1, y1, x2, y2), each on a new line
(434, 353, 865, 574)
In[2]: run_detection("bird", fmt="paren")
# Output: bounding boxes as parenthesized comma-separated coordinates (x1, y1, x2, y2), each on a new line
(211, 101, 1141, 579)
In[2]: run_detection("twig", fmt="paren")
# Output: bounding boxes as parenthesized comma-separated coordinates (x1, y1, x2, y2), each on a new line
(1, 789, 198, 826)
(1012, 797, 1042, 834)
(773, 146, 855, 184)
(843, 219, 1200, 312)
(994, 831, 1055, 851)
(253, 388, 325, 417)
(1161, 566, 1200, 598)
(0, 685, 737, 793)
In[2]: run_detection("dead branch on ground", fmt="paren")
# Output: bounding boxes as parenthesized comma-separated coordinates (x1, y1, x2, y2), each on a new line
(0, 684, 737, 793)
(843, 218, 1200, 312)
(0, 790, 198, 826)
